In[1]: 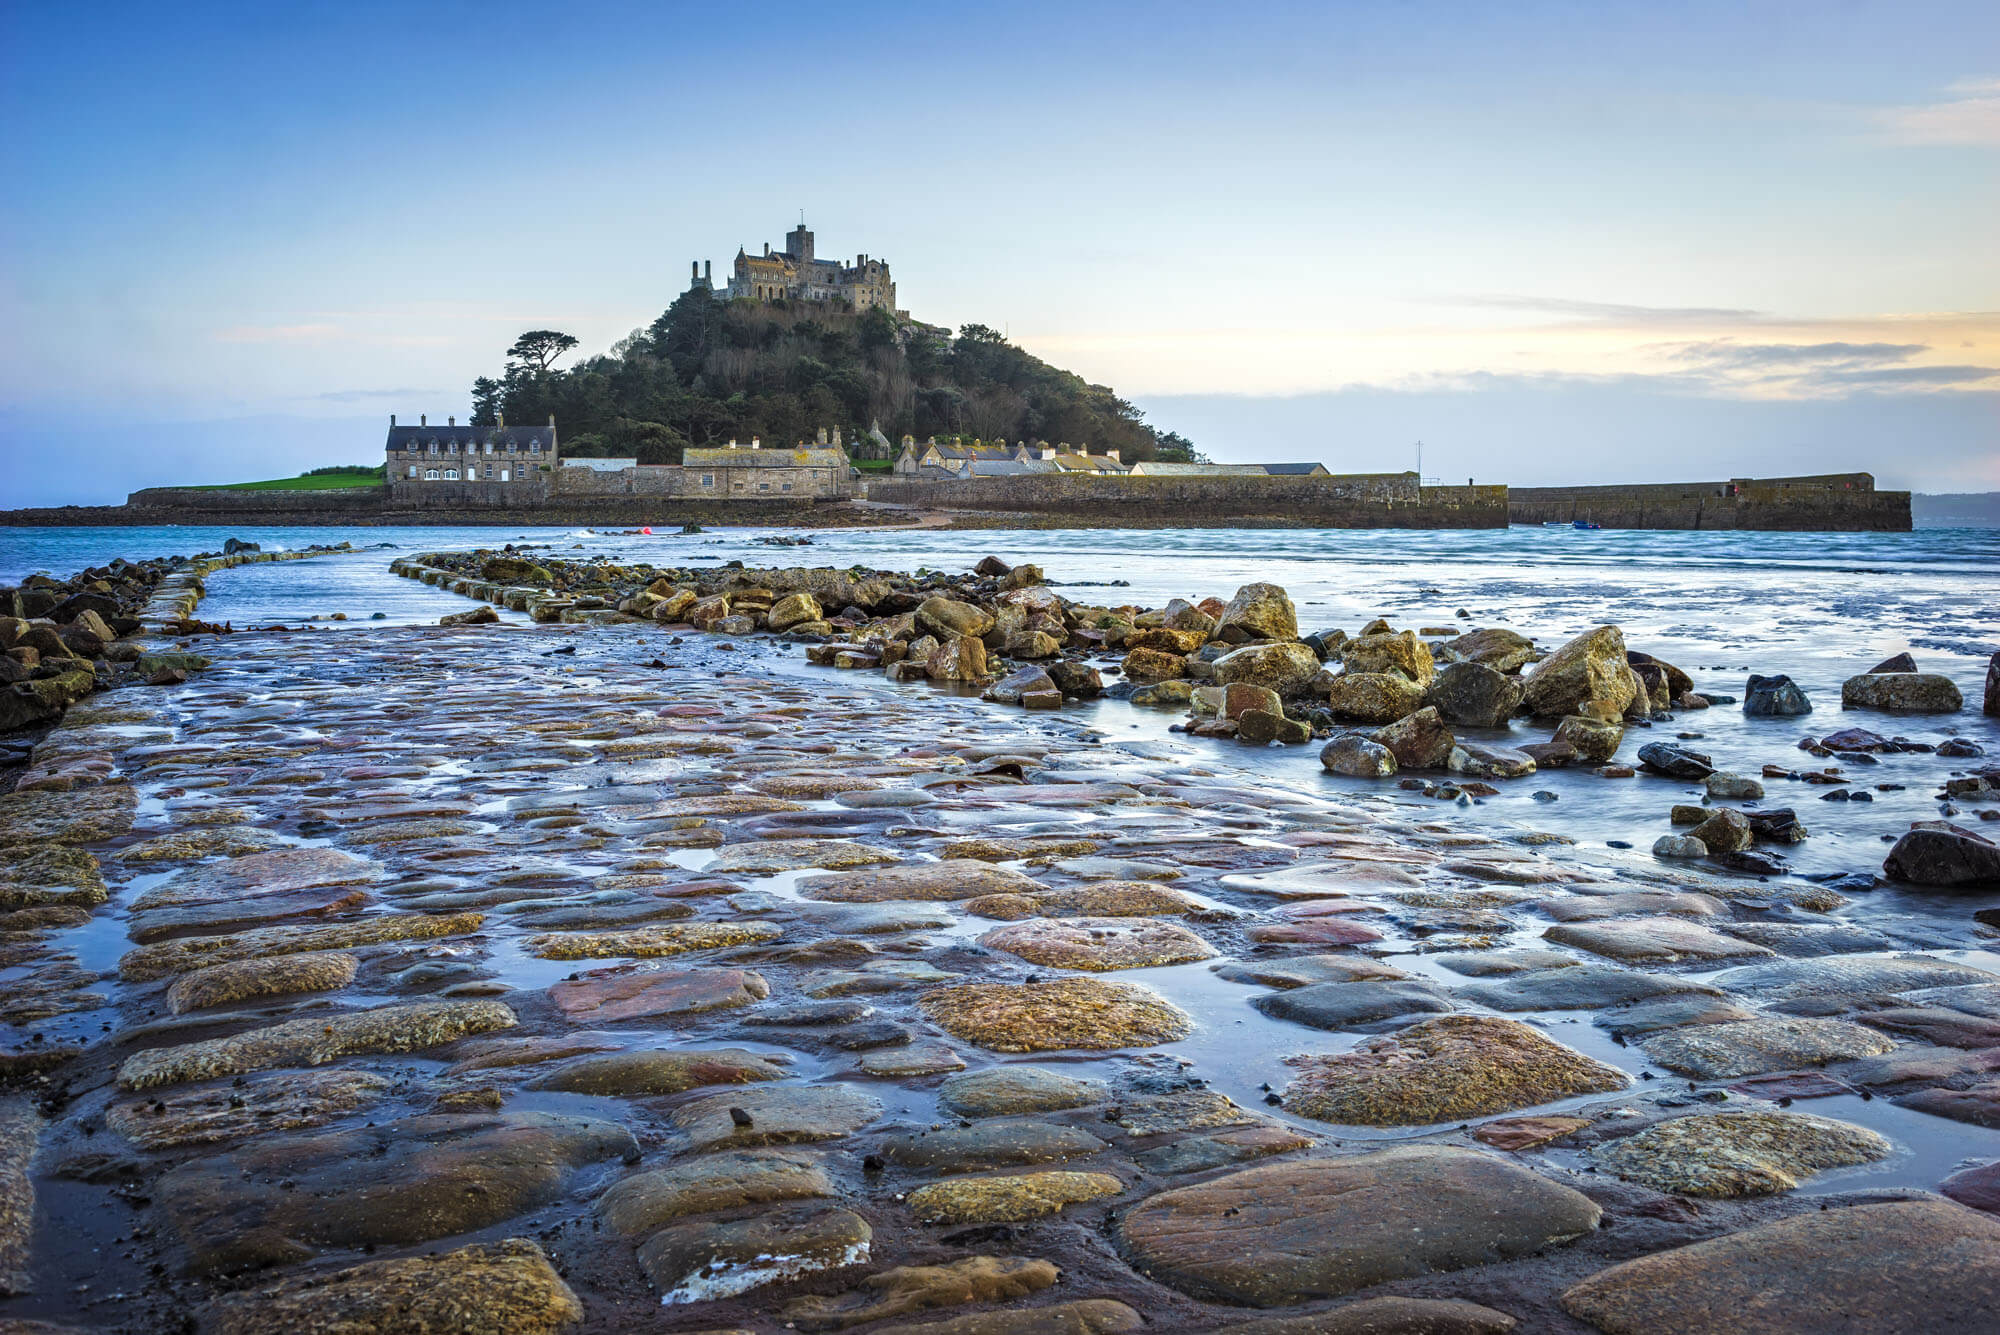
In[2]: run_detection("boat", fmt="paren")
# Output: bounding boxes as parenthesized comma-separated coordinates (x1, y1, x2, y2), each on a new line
(1572, 520, 1601, 530)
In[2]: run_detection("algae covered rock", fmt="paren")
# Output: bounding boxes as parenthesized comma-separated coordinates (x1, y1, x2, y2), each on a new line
(937, 1066, 1106, 1118)
(1281, 1014, 1628, 1126)
(596, 1149, 834, 1235)
(1522, 625, 1636, 718)
(907, 1170, 1122, 1225)
(921, 978, 1192, 1052)
(118, 999, 518, 1090)
(1215, 582, 1298, 641)
(977, 916, 1216, 971)
(163, 952, 358, 1014)
(1588, 1111, 1890, 1196)
(783, 1255, 1060, 1333)
(1326, 674, 1425, 724)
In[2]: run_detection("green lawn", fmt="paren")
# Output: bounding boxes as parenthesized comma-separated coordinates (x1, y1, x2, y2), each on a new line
(184, 469, 386, 491)
(851, 458, 895, 473)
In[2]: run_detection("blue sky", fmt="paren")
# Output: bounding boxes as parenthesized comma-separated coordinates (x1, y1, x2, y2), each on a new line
(3, 0, 1995, 503)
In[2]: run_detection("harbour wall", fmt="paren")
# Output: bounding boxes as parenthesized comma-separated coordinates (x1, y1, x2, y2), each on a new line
(1507, 473, 1911, 531)
(861, 473, 1510, 528)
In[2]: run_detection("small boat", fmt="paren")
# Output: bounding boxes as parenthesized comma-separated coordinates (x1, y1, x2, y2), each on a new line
(1542, 521, 1569, 528)
(1572, 520, 1601, 530)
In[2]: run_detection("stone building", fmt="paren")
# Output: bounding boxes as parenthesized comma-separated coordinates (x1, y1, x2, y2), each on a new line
(680, 443, 853, 498)
(386, 414, 556, 503)
(700, 222, 899, 313)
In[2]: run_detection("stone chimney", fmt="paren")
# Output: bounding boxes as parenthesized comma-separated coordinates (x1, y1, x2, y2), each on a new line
(448, 416, 455, 426)
(751, 437, 761, 450)
(389, 414, 396, 426)
(496, 411, 505, 427)
(420, 414, 427, 427)
(1104, 448, 1120, 463)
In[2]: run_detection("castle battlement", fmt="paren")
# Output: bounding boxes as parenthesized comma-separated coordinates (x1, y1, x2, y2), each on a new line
(692, 221, 898, 314)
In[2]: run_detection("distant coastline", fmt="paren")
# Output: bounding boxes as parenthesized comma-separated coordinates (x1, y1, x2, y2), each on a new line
(1911, 492, 2000, 527)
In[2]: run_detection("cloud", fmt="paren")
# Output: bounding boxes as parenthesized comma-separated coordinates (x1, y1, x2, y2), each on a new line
(212, 322, 341, 344)
(1875, 77, 2000, 146)
(311, 387, 447, 403)
(1441, 295, 1764, 326)
(1667, 340, 1928, 369)
(1803, 365, 2000, 389)
(1647, 338, 1997, 395)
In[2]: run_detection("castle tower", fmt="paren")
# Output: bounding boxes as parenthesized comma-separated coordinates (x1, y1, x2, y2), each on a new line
(786, 223, 814, 265)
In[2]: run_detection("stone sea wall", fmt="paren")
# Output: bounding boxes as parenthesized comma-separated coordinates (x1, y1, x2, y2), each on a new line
(863, 473, 1510, 528)
(1510, 476, 1912, 531)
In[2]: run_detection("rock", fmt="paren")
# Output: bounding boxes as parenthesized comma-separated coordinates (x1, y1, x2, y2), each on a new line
(1522, 625, 1635, 718)
(546, 967, 769, 1023)
(1473, 1114, 1591, 1152)
(1134, 1124, 1313, 1176)
(1589, 1111, 1890, 1196)
(1558, 1199, 2000, 1335)
(1711, 953, 2000, 1003)
(1371, 707, 1455, 769)
(1653, 835, 1708, 859)
(1214, 641, 1322, 696)
(117, 999, 517, 1090)
(1744, 673, 1813, 716)
(1320, 734, 1398, 777)
(920, 978, 1192, 1052)
(927, 634, 989, 682)
(1326, 673, 1425, 724)
(1448, 743, 1537, 779)
(1703, 772, 1764, 799)
(784, 1256, 1060, 1333)
(1117, 1147, 1601, 1306)
(1545, 916, 1772, 964)
(1940, 1160, 2000, 1214)
(916, 597, 995, 639)
(880, 1119, 1107, 1173)
(528, 1047, 784, 1096)
(1842, 672, 1963, 713)
(1047, 659, 1102, 697)
(938, 1066, 1105, 1118)
(1859, 1007, 2000, 1049)
(908, 1171, 1121, 1225)
(1449, 627, 1536, 673)
(164, 952, 358, 1013)
(0, 1099, 35, 1294)
(1553, 715, 1624, 764)
(118, 911, 483, 982)
(1239, 709, 1312, 744)
(979, 917, 1215, 971)
(1217, 955, 1410, 988)
(160, 1112, 638, 1272)
(985, 665, 1057, 705)
(709, 838, 899, 874)
(871, 1300, 1142, 1335)
(439, 605, 499, 627)
(1280, 1015, 1627, 1126)
(1884, 823, 2000, 887)
(1897, 1080, 2000, 1128)
(1423, 661, 1525, 727)
(1689, 807, 1753, 853)
(637, 1204, 871, 1304)
(197, 1238, 583, 1335)
(525, 920, 780, 959)
(1132, 680, 1193, 707)
(1254, 979, 1456, 1030)
(1987, 651, 2000, 717)
(801, 860, 1040, 903)
(1343, 631, 1435, 685)
(107, 1069, 391, 1150)
(1455, 965, 1718, 1012)
(1636, 741, 1713, 779)
(1119, 647, 1187, 682)
(1216, 582, 1298, 641)
(1640, 1016, 1895, 1078)
(597, 1149, 834, 1235)
(1127, 626, 1208, 654)
(767, 591, 824, 631)
(670, 1084, 883, 1151)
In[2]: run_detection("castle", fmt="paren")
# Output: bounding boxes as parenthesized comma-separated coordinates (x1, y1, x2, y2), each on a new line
(691, 221, 900, 314)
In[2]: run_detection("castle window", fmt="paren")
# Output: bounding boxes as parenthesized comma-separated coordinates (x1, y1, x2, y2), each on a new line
(483, 465, 493, 479)
(500, 468, 510, 482)
(424, 468, 439, 480)
(782, 482, 793, 492)
(758, 482, 770, 492)
(428, 441, 438, 455)
(443, 468, 459, 480)
(407, 464, 417, 478)
(700, 474, 714, 487)
(507, 440, 517, 453)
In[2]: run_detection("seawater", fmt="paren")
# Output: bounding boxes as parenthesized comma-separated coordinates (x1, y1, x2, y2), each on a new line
(7, 520, 1999, 882)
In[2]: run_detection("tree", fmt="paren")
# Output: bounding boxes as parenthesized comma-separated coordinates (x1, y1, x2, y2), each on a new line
(506, 330, 580, 374)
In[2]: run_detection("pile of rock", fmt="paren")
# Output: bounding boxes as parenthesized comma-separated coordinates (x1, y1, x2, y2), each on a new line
(2, 558, 190, 733)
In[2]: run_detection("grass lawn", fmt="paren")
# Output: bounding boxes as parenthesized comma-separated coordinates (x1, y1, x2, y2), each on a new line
(851, 459, 895, 473)
(184, 470, 386, 491)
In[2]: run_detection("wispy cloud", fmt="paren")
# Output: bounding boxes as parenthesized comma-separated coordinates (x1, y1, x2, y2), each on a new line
(1441, 295, 1764, 326)
(1875, 77, 2000, 146)
(311, 387, 447, 403)
(1653, 338, 1998, 394)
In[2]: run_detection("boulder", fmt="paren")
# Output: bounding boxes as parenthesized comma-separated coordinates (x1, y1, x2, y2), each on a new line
(1320, 734, 1397, 778)
(1371, 707, 1454, 769)
(1221, 681, 1283, 718)
(1120, 647, 1186, 683)
(637, 1204, 871, 1304)
(1342, 631, 1435, 685)
(916, 597, 995, 639)
(650, 588, 697, 622)
(985, 665, 1056, 705)
(1590, 1111, 1889, 1198)
(938, 1067, 1106, 1119)
(1653, 835, 1708, 859)
(1870, 651, 1919, 673)
(767, 592, 824, 632)
(1447, 743, 1537, 779)
(1326, 673, 1425, 724)
(920, 978, 1191, 1052)
(1640, 1016, 1894, 1079)
(1986, 651, 1999, 717)
(1213, 642, 1321, 696)
(1689, 808, 1753, 854)
(978, 917, 1216, 971)
(907, 1171, 1122, 1225)
(1553, 714, 1623, 764)
(927, 635, 989, 683)
(1116, 1147, 1601, 1306)
(782, 1255, 1060, 1333)
(1522, 625, 1636, 718)
(1238, 710, 1311, 745)
(1743, 673, 1813, 715)
(1884, 823, 2000, 887)
(1559, 1199, 2000, 1335)
(1637, 741, 1713, 779)
(1047, 660, 1102, 697)
(1447, 627, 1535, 673)
(1215, 582, 1298, 642)
(1125, 626, 1207, 654)
(439, 605, 499, 627)
(1423, 661, 1525, 727)
(1842, 672, 1963, 713)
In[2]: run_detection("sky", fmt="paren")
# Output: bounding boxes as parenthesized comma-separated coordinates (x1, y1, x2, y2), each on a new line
(2, 0, 1996, 505)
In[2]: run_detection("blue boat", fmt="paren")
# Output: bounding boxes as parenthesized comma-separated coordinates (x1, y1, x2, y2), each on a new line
(1572, 519, 1601, 530)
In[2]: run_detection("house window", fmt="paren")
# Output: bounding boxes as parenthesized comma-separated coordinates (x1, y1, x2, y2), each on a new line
(483, 465, 493, 479)
(428, 441, 438, 455)
(506, 439, 517, 453)
(530, 440, 541, 453)
(758, 482, 770, 492)
(500, 468, 510, 482)
(782, 482, 793, 492)
(406, 464, 417, 478)
(443, 468, 459, 480)
(425, 468, 439, 480)
(701, 474, 714, 487)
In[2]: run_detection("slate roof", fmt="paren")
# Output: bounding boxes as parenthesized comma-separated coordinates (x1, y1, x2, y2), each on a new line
(1263, 462, 1331, 475)
(682, 447, 849, 469)
(387, 425, 553, 450)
